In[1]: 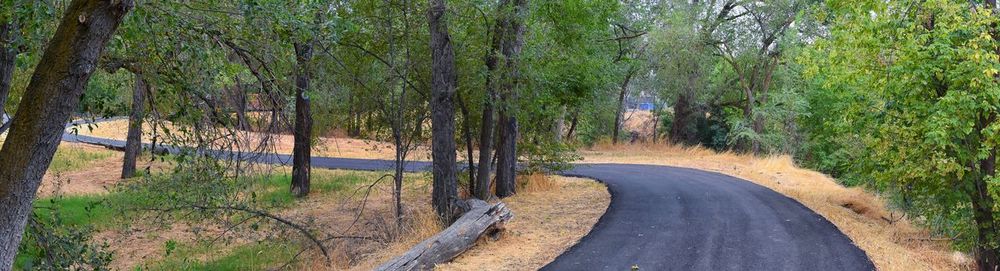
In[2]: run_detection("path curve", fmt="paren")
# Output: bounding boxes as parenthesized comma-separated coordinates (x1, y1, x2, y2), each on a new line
(61, 119, 874, 270)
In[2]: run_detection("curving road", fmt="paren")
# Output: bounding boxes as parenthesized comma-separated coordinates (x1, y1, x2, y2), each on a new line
(61, 120, 874, 270)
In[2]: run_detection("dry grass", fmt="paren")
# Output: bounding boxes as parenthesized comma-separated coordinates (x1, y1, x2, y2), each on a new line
(329, 175, 609, 271)
(38, 143, 171, 197)
(437, 176, 609, 271)
(72, 119, 432, 161)
(580, 142, 972, 271)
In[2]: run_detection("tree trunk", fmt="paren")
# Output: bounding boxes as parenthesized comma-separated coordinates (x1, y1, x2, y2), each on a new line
(457, 91, 476, 194)
(0, 1, 132, 268)
(670, 91, 697, 145)
(291, 42, 314, 198)
(495, 110, 518, 198)
(121, 73, 146, 179)
(428, 0, 465, 222)
(493, 0, 528, 199)
(972, 150, 1000, 271)
(233, 75, 249, 131)
(566, 110, 579, 140)
(613, 68, 636, 144)
(554, 105, 566, 142)
(375, 199, 512, 271)
(475, 91, 496, 200)
(0, 21, 17, 134)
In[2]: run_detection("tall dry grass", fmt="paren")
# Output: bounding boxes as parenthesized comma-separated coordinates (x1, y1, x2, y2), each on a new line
(581, 142, 972, 271)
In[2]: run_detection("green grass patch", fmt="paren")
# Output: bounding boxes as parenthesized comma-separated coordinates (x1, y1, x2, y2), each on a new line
(49, 146, 116, 173)
(255, 170, 378, 207)
(139, 241, 300, 271)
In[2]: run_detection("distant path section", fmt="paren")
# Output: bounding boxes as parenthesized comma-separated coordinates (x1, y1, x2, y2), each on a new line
(61, 118, 874, 270)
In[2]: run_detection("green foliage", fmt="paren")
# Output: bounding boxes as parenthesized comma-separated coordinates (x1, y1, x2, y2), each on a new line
(799, 0, 1000, 250)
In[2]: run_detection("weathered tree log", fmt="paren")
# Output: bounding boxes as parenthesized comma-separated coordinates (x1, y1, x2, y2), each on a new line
(376, 199, 513, 271)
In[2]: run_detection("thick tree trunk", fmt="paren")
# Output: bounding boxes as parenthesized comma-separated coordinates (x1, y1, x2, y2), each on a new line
(972, 150, 1000, 271)
(428, 0, 465, 222)
(291, 42, 314, 198)
(613, 68, 636, 144)
(492, 0, 528, 199)
(0, 1, 132, 268)
(376, 199, 512, 271)
(669, 91, 697, 145)
(121, 73, 146, 179)
(0, 21, 17, 134)
(495, 110, 518, 198)
(475, 82, 496, 200)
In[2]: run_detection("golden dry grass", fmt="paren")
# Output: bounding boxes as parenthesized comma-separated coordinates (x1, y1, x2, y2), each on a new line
(339, 175, 609, 271)
(580, 142, 972, 271)
(72, 119, 432, 161)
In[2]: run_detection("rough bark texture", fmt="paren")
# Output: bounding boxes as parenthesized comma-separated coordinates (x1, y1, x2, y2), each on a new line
(495, 111, 518, 198)
(476, 0, 528, 200)
(428, 0, 464, 221)
(375, 199, 512, 271)
(492, 0, 528, 199)
(291, 42, 314, 198)
(121, 73, 146, 179)
(0, 0, 132, 268)
(0, 21, 17, 134)
(669, 91, 698, 145)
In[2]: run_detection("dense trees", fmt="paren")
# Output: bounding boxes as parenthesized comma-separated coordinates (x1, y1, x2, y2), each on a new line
(16, 0, 1000, 269)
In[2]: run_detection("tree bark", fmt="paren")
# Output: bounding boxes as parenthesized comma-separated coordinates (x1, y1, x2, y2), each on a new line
(493, 0, 528, 199)
(971, 150, 999, 271)
(566, 110, 579, 140)
(291, 42, 314, 198)
(0, 21, 17, 135)
(375, 199, 512, 271)
(613, 67, 636, 144)
(0, 0, 132, 268)
(670, 91, 698, 145)
(121, 73, 146, 179)
(428, 0, 465, 222)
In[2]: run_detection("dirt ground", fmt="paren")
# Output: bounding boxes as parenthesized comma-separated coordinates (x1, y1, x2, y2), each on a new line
(580, 142, 972, 271)
(72, 119, 432, 161)
(42, 142, 609, 270)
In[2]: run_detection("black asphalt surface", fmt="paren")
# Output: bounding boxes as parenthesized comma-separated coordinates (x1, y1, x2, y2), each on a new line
(61, 119, 874, 271)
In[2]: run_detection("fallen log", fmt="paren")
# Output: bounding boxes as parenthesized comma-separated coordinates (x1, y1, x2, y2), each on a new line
(376, 199, 513, 271)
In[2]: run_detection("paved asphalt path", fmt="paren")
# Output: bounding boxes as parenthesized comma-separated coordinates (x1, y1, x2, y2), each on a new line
(62, 119, 874, 271)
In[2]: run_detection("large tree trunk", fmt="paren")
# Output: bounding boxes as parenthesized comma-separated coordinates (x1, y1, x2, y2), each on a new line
(0, 21, 17, 134)
(0, 1, 132, 268)
(428, 0, 465, 222)
(669, 91, 697, 145)
(612, 67, 636, 144)
(476, 0, 526, 200)
(495, 110, 518, 198)
(475, 86, 496, 200)
(291, 42, 314, 198)
(493, 0, 528, 199)
(971, 150, 999, 271)
(376, 199, 512, 271)
(121, 73, 146, 179)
